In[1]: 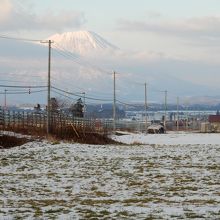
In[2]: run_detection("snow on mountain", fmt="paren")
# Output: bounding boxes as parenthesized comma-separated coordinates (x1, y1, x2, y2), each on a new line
(47, 30, 118, 55)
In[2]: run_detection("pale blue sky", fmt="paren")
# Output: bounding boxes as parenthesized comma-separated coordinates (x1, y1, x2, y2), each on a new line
(31, 0, 220, 32)
(34, 0, 220, 16)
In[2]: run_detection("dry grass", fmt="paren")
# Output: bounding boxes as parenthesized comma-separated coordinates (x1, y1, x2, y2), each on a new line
(1, 123, 121, 145)
(0, 135, 30, 149)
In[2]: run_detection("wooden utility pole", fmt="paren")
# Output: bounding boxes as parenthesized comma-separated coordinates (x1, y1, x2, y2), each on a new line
(177, 96, 179, 131)
(113, 71, 116, 133)
(41, 39, 53, 134)
(186, 101, 189, 131)
(47, 40, 52, 134)
(144, 82, 147, 133)
(4, 89, 7, 110)
(41, 40, 53, 134)
(82, 92, 86, 116)
(164, 90, 167, 130)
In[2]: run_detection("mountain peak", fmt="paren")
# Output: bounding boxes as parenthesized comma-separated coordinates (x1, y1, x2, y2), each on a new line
(47, 30, 118, 55)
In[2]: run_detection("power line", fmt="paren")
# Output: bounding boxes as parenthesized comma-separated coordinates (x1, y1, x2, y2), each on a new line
(52, 88, 144, 108)
(0, 79, 33, 83)
(52, 90, 108, 105)
(53, 44, 112, 75)
(53, 43, 81, 59)
(1, 33, 112, 75)
(0, 79, 46, 84)
(52, 86, 113, 102)
(116, 99, 144, 108)
(0, 88, 41, 92)
(0, 73, 45, 79)
(53, 46, 85, 67)
(51, 78, 113, 99)
(117, 75, 145, 86)
(0, 34, 42, 42)
(51, 89, 77, 101)
(0, 84, 47, 88)
(0, 89, 47, 95)
(53, 44, 99, 72)
(51, 77, 87, 93)
(51, 74, 113, 96)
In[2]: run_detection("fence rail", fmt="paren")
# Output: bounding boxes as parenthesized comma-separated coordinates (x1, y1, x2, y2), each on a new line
(0, 110, 113, 134)
(0, 108, 201, 136)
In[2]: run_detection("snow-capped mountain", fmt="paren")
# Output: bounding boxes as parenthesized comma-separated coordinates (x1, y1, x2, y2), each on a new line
(47, 30, 118, 55)
(1, 30, 220, 105)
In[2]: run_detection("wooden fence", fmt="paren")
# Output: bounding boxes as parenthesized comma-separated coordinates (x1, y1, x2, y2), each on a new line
(0, 109, 201, 137)
(0, 109, 116, 135)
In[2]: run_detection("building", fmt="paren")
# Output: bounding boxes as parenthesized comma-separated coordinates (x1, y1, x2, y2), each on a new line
(208, 115, 220, 132)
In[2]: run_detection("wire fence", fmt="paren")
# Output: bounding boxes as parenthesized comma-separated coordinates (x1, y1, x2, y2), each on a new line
(0, 109, 143, 135)
(0, 108, 202, 137)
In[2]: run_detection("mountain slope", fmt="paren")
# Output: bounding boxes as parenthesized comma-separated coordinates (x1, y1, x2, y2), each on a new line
(47, 30, 118, 55)
(0, 31, 220, 105)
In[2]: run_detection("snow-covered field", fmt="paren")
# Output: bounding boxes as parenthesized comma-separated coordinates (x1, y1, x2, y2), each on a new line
(0, 132, 220, 219)
(112, 131, 220, 145)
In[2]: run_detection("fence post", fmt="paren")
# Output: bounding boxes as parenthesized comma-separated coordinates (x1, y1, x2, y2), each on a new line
(8, 110, 10, 130)
(22, 111, 24, 130)
(3, 108, 5, 130)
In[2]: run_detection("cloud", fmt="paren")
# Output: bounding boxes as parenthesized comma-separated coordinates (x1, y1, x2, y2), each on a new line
(117, 16, 220, 39)
(0, 0, 12, 22)
(0, 0, 86, 32)
(145, 11, 163, 19)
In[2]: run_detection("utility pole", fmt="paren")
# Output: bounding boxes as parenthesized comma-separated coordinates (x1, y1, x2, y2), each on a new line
(177, 96, 179, 131)
(4, 89, 7, 110)
(186, 101, 189, 131)
(164, 90, 167, 131)
(82, 92, 86, 116)
(144, 82, 148, 133)
(113, 71, 116, 133)
(40, 40, 52, 134)
(47, 40, 52, 134)
(41, 39, 53, 134)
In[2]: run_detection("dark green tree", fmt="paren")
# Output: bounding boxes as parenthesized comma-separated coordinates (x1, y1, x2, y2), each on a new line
(70, 98, 84, 117)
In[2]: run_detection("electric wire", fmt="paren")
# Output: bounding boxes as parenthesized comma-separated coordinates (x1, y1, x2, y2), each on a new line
(0, 33, 176, 105)
(53, 44, 113, 75)
(0, 35, 42, 42)
(116, 99, 144, 108)
(53, 46, 86, 67)
(0, 89, 47, 95)
(0, 79, 35, 83)
(53, 44, 104, 73)
(0, 84, 47, 88)
(51, 89, 76, 101)
(52, 86, 113, 102)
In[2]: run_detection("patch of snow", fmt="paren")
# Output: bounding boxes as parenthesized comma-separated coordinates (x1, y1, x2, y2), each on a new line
(0, 133, 219, 219)
(112, 131, 220, 145)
